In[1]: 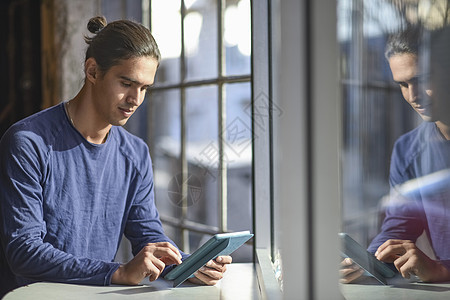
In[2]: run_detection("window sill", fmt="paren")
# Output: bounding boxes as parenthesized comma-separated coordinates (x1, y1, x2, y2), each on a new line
(255, 248, 282, 300)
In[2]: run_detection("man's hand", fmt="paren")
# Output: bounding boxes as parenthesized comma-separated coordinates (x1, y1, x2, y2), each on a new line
(187, 255, 232, 286)
(339, 257, 365, 283)
(375, 239, 450, 282)
(112, 242, 182, 285)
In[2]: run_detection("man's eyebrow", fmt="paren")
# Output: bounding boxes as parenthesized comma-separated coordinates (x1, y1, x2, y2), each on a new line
(119, 75, 152, 87)
(394, 80, 406, 85)
(394, 74, 429, 84)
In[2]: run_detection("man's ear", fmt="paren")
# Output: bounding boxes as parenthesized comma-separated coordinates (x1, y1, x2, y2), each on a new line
(85, 57, 99, 83)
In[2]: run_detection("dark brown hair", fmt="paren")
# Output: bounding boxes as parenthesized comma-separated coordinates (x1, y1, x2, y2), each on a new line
(84, 16, 161, 73)
(384, 26, 423, 60)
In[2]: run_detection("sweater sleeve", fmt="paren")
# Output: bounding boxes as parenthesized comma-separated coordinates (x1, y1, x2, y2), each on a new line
(367, 190, 427, 254)
(0, 129, 120, 286)
(123, 148, 188, 274)
(367, 140, 426, 254)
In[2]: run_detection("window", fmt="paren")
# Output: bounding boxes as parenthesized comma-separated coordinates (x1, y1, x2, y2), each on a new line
(339, 0, 450, 297)
(338, 0, 450, 256)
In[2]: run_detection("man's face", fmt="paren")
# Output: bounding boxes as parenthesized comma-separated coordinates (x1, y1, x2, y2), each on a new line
(388, 53, 433, 121)
(90, 56, 158, 127)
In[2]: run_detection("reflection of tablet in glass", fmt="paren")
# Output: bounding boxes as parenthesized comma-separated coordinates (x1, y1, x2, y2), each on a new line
(164, 231, 254, 287)
(339, 233, 395, 285)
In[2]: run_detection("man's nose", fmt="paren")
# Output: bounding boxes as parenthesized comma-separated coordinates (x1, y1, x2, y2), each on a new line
(127, 89, 141, 106)
(407, 84, 419, 103)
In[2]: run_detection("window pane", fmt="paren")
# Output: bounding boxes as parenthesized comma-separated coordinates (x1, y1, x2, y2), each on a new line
(339, 0, 420, 248)
(102, 0, 142, 21)
(151, 0, 182, 85)
(225, 0, 251, 76)
(150, 89, 182, 245)
(225, 82, 252, 262)
(188, 231, 211, 254)
(184, 1, 218, 81)
(185, 86, 219, 227)
(338, 0, 450, 291)
(102, 0, 124, 21)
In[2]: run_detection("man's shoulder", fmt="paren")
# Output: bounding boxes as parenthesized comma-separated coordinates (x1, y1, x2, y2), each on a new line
(390, 122, 434, 181)
(1, 104, 65, 149)
(15, 103, 63, 126)
(113, 127, 149, 151)
(393, 122, 432, 155)
(112, 127, 151, 169)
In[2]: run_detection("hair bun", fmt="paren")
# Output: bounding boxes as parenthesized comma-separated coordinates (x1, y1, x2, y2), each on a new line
(87, 16, 107, 34)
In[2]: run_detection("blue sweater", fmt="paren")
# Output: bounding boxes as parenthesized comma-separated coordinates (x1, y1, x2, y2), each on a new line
(0, 103, 183, 296)
(368, 122, 450, 269)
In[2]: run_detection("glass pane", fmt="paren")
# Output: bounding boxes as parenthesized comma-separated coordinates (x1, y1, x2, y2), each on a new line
(185, 86, 219, 227)
(339, 0, 450, 290)
(125, 0, 143, 20)
(339, 0, 421, 249)
(184, 1, 218, 81)
(151, 0, 182, 85)
(150, 89, 182, 245)
(225, 82, 252, 262)
(188, 231, 211, 253)
(101, 0, 124, 21)
(224, 0, 251, 76)
(102, 0, 143, 21)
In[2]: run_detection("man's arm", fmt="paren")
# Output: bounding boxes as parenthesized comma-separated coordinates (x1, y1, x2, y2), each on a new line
(112, 242, 182, 284)
(121, 149, 189, 262)
(122, 149, 231, 285)
(368, 136, 428, 255)
(342, 139, 427, 284)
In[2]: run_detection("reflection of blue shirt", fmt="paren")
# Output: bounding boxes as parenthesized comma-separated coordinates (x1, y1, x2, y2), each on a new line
(368, 122, 450, 269)
(0, 103, 185, 297)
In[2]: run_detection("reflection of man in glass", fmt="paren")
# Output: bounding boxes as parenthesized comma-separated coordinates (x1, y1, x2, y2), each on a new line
(342, 26, 450, 283)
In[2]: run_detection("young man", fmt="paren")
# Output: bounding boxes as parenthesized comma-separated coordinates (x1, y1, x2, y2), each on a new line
(341, 26, 450, 283)
(0, 16, 231, 297)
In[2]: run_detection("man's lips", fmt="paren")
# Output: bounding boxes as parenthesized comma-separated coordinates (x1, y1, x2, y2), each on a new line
(119, 107, 135, 117)
(414, 103, 431, 115)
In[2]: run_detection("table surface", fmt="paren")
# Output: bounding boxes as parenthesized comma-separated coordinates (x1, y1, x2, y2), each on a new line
(10, 265, 450, 300)
(340, 275, 450, 300)
(4, 263, 258, 300)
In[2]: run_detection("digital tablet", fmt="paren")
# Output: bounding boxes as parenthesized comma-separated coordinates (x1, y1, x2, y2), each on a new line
(339, 233, 395, 285)
(164, 231, 254, 287)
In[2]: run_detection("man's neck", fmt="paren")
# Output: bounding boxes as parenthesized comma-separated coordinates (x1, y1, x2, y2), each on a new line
(435, 121, 450, 140)
(67, 89, 111, 144)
